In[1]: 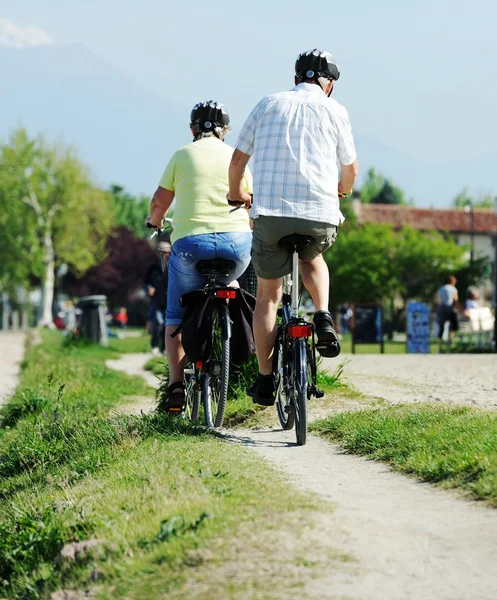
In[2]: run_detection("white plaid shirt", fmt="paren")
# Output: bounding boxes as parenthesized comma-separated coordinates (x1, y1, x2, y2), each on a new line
(236, 83, 357, 226)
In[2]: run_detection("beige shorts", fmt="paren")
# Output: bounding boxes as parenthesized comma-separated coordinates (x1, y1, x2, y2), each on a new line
(252, 216, 338, 279)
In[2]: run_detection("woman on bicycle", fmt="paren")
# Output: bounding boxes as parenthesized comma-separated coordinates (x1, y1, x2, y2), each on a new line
(146, 101, 252, 412)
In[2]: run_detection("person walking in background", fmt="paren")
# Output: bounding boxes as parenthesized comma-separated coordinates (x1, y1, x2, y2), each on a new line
(436, 275, 459, 352)
(144, 237, 171, 355)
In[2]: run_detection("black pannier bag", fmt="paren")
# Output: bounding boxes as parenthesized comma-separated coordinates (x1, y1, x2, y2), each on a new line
(173, 289, 256, 366)
(228, 289, 256, 365)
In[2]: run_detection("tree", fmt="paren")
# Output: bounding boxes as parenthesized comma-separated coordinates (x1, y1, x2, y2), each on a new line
(324, 223, 467, 309)
(0, 128, 114, 325)
(110, 184, 151, 238)
(64, 227, 157, 306)
(371, 180, 405, 205)
(324, 224, 403, 307)
(394, 227, 466, 302)
(452, 188, 494, 210)
(359, 168, 406, 205)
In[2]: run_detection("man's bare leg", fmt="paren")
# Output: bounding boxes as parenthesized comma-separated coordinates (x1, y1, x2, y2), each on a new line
(300, 254, 329, 311)
(300, 254, 340, 357)
(253, 277, 283, 376)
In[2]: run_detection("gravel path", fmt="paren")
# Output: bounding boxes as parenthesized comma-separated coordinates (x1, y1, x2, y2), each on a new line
(225, 428, 497, 600)
(322, 353, 497, 409)
(0, 331, 26, 408)
(108, 351, 497, 599)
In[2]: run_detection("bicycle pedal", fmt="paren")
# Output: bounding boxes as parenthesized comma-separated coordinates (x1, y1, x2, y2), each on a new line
(315, 388, 325, 399)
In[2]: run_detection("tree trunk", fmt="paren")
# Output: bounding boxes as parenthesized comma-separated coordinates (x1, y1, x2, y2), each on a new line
(40, 229, 56, 328)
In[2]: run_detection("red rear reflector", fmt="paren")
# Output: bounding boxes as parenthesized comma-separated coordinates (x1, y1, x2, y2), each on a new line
(288, 325, 312, 338)
(195, 361, 203, 369)
(215, 290, 237, 299)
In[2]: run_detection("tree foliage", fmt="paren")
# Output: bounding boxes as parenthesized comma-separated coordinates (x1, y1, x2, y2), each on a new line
(359, 168, 406, 205)
(452, 188, 495, 210)
(64, 227, 157, 306)
(325, 223, 467, 308)
(110, 184, 151, 238)
(0, 128, 114, 321)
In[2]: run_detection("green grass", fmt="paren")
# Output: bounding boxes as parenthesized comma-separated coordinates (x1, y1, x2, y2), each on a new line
(0, 331, 322, 599)
(107, 332, 151, 354)
(144, 355, 168, 376)
(311, 404, 497, 506)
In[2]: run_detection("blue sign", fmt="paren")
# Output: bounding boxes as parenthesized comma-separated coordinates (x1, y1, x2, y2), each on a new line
(407, 302, 431, 353)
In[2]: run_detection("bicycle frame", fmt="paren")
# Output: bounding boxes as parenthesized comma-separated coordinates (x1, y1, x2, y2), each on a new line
(184, 267, 235, 428)
(275, 244, 323, 444)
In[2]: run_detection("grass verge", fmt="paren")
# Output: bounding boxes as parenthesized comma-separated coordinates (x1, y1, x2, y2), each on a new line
(0, 330, 326, 599)
(311, 404, 497, 506)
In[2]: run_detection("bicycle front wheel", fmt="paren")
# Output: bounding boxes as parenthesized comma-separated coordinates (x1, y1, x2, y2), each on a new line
(293, 338, 308, 446)
(203, 304, 230, 428)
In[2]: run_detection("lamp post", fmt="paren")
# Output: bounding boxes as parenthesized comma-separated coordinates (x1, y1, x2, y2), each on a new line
(464, 201, 475, 263)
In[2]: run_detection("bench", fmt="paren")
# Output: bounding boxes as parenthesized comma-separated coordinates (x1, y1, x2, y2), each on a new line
(458, 307, 495, 346)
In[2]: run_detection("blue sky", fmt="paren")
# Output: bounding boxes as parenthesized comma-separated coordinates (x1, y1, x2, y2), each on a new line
(1, 0, 497, 165)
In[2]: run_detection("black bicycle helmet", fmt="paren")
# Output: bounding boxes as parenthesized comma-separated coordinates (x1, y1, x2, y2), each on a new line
(295, 49, 340, 82)
(190, 100, 230, 132)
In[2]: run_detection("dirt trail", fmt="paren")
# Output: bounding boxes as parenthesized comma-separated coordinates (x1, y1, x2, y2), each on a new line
(322, 353, 497, 409)
(106, 353, 157, 414)
(0, 331, 26, 408)
(108, 351, 497, 599)
(224, 427, 497, 600)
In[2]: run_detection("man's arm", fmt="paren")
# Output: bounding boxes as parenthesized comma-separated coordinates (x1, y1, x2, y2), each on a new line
(228, 149, 252, 205)
(338, 159, 359, 195)
(147, 187, 174, 228)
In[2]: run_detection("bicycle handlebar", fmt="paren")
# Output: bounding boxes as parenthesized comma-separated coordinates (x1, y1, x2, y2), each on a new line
(147, 217, 172, 238)
(228, 194, 253, 213)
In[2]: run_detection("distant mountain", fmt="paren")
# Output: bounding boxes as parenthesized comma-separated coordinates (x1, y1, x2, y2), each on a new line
(1, 43, 495, 207)
(0, 44, 189, 194)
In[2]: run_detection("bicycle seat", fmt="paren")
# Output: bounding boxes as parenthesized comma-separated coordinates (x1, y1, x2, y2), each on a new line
(196, 259, 236, 277)
(278, 234, 315, 250)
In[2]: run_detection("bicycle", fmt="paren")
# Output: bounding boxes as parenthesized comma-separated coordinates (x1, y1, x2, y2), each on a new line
(183, 258, 237, 428)
(272, 235, 324, 446)
(148, 219, 235, 428)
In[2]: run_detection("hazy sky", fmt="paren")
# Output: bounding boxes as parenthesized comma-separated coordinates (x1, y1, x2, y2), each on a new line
(1, 0, 497, 164)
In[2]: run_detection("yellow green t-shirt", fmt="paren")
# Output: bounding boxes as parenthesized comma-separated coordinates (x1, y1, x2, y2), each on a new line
(159, 137, 252, 244)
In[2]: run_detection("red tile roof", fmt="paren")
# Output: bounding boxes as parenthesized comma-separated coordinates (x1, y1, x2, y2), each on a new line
(356, 204, 497, 234)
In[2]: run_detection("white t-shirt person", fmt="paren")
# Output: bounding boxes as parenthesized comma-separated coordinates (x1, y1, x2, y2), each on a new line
(437, 284, 458, 307)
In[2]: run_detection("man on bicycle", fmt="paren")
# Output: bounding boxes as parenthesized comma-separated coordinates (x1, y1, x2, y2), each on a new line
(147, 101, 252, 412)
(228, 49, 359, 405)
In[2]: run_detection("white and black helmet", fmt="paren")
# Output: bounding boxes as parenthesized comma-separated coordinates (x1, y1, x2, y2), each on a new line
(190, 101, 230, 132)
(295, 49, 340, 82)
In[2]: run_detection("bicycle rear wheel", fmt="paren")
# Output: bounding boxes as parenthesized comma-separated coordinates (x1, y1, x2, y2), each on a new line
(184, 364, 200, 422)
(203, 304, 230, 428)
(274, 330, 295, 430)
(294, 338, 308, 446)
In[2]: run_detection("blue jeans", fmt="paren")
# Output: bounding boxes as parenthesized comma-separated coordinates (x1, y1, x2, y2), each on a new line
(166, 232, 252, 326)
